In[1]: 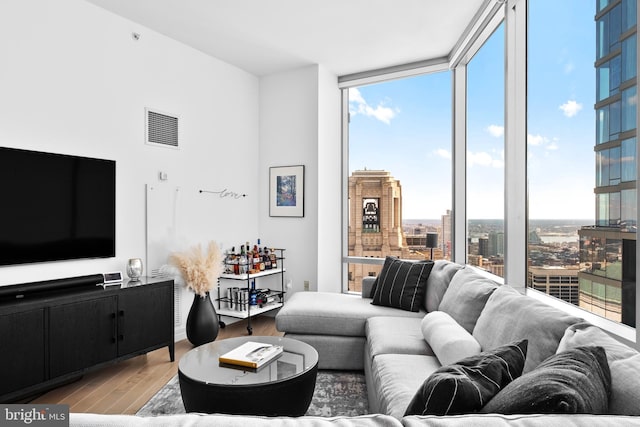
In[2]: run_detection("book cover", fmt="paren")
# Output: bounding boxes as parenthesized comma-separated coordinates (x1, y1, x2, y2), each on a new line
(219, 341, 284, 369)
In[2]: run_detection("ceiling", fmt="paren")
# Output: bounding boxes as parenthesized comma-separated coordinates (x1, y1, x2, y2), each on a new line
(85, 0, 486, 77)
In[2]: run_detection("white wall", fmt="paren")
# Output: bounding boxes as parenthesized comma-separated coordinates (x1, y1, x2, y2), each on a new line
(317, 65, 343, 293)
(0, 0, 260, 334)
(258, 65, 341, 295)
(259, 66, 319, 293)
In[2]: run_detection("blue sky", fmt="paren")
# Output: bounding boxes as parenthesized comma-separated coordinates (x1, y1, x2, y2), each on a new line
(349, 0, 596, 221)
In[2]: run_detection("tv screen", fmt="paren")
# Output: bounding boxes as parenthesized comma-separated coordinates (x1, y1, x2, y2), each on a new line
(0, 147, 115, 266)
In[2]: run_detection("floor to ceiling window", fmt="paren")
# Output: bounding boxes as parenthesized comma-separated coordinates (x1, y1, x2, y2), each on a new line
(344, 72, 452, 292)
(528, 0, 636, 327)
(466, 23, 505, 278)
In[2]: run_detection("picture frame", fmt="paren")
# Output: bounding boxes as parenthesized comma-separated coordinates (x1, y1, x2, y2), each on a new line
(269, 165, 304, 217)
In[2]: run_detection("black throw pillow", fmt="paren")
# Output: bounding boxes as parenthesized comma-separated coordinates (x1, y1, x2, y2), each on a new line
(480, 346, 611, 414)
(370, 256, 434, 312)
(404, 339, 528, 416)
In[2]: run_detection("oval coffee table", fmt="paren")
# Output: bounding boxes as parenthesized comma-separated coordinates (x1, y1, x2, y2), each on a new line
(178, 336, 319, 416)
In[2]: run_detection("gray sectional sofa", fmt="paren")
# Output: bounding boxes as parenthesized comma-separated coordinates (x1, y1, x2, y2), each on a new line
(275, 260, 640, 423)
(69, 260, 640, 426)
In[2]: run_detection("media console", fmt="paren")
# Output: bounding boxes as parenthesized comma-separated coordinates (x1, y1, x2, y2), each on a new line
(0, 274, 174, 402)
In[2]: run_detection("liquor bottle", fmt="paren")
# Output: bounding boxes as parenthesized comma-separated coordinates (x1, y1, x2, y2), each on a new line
(263, 247, 271, 270)
(253, 245, 264, 270)
(239, 245, 248, 274)
(270, 248, 277, 269)
(230, 246, 239, 275)
(249, 280, 257, 306)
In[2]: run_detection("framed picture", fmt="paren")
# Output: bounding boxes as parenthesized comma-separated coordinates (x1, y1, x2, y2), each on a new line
(269, 165, 304, 217)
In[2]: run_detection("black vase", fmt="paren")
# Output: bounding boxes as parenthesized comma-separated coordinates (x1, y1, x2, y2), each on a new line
(186, 292, 219, 346)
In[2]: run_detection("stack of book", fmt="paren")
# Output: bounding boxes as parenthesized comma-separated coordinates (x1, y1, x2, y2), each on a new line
(219, 341, 284, 369)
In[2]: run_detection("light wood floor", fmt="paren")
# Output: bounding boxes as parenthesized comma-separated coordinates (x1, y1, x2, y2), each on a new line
(29, 316, 282, 415)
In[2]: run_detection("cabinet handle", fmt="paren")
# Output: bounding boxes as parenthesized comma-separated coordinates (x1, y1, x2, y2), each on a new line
(111, 312, 117, 343)
(118, 310, 125, 341)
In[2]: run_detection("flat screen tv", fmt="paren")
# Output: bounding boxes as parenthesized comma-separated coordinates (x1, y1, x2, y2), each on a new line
(0, 147, 115, 266)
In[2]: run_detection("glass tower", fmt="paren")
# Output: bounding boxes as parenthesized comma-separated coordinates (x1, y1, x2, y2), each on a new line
(578, 0, 637, 327)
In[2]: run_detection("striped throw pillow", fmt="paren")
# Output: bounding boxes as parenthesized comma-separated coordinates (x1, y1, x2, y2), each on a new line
(370, 256, 434, 312)
(404, 340, 528, 416)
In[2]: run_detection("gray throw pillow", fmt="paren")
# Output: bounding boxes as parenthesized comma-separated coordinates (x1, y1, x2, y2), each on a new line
(472, 285, 583, 373)
(424, 261, 464, 312)
(438, 268, 498, 333)
(481, 346, 611, 414)
(370, 256, 434, 312)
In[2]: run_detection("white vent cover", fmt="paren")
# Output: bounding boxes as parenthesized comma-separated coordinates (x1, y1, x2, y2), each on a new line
(146, 108, 179, 149)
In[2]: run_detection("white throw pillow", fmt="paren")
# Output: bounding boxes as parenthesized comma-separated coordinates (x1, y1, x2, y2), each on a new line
(421, 311, 481, 366)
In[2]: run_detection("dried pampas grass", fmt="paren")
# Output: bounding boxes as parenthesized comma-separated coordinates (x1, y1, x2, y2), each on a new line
(169, 241, 224, 297)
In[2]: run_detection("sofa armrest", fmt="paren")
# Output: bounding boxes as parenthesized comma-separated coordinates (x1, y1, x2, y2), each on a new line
(362, 276, 376, 298)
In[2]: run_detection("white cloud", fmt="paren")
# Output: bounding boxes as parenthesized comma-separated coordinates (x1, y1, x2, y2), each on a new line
(559, 100, 583, 117)
(527, 133, 548, 146)
(349, 87, 398, 125)
(468, 151, 503, 169)
(487, 125, 504, 137)
(435, 149, 451, 159)
(349, 88, 366, 105)
(564, 62, 575, 74)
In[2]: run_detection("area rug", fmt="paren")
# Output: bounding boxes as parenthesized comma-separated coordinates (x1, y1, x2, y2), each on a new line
(136, 370, 368, 417)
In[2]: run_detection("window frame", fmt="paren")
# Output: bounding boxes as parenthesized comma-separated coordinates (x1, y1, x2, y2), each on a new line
(338, 0, 638, 346)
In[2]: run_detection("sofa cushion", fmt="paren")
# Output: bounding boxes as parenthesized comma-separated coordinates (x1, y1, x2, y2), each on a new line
(472, 285, 583, 373)
(370, 354, 442, 420)
(421, 311, 481, 366)
(371, 257, 434, 312)
(438, 268, 498, 334)
(424, 261, 464, 312)
(276, 291, 424, 337)
(556, 322, 640, 415)
(556, 322, 637, 362)
(481, 346, 611, 415)
(404, 340, 527, 416)
(69, 413, 405, 427)
(402, 414, 640, 427)
(609, 354, 640, 415)
(366, 317, 432, 359)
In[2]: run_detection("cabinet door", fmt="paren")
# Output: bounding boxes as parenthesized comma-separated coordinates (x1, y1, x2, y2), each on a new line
(49, 296, 117, 378)
(117, 283, 173, 357)
(0, 309, 45, 396)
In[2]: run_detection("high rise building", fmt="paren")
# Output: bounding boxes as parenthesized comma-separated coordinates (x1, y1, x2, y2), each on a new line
(528, 266, 580, 306)
(578, 1, 637, 327)
(347, 170, 424, 290)
(441, 210, 452, 260)
(488, 231, 504, 257)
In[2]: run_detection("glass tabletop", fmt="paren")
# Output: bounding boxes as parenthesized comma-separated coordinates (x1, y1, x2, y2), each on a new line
(178, 336, 318, 386)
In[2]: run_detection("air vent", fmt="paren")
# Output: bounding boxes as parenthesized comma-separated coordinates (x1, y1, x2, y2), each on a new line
(146, 108, 179, 149)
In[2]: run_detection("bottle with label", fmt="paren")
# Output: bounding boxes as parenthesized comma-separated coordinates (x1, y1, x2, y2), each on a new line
(253, 245, 261, 270)
(239, 245, 248, 274)
(262, 247, 271, 270)
(249, 280, 257, 306)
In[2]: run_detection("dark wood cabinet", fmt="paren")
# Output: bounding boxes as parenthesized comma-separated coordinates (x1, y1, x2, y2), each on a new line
(0, 276, 174, 402)
(117, 284, 174, 359)
(49, 296, 118, 378)
(0, 309, 46, 396)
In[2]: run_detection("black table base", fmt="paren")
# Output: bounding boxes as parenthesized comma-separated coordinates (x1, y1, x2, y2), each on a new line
(178, 364, 318, 416)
